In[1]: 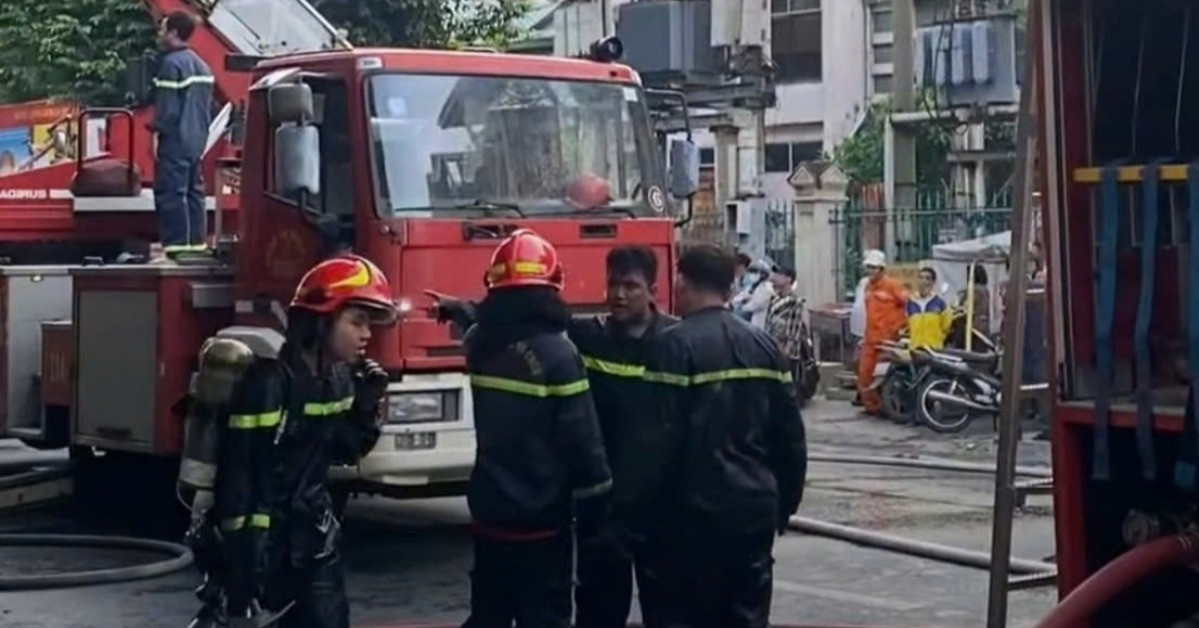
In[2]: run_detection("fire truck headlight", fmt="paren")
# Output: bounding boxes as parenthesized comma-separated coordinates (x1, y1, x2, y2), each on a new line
(386, 390, 458, 423)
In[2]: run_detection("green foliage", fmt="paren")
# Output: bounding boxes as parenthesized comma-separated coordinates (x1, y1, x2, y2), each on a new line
(0, 0, 155, 105)
(831, 99, 953, 188)
(311, 0, 532, 48)
(0, 0, 532, 106)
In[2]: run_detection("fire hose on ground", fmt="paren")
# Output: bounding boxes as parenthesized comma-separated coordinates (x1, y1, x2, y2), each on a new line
(0, 455, 195, 591)
(0, 450, 1053, 592)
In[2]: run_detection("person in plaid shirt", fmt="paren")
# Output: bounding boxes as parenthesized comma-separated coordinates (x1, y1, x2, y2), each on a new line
(765, 266, 803, 359)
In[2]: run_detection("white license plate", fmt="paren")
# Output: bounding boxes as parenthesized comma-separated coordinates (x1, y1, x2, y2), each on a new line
(395, 432, 437, 450)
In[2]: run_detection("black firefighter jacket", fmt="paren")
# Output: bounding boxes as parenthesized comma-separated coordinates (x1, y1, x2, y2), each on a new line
(153, 46, 214, 159)
(615, 306, 808, 542)
(445, 302, 677, 473)
(213, 351, 381, 610)
(464, 311, 612, 537)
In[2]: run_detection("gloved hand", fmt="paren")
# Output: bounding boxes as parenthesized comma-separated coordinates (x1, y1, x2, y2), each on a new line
(424, 290, 462, 324)
(352, 358, 388, 426)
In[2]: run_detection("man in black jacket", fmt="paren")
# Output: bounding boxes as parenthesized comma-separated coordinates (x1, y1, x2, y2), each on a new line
(430, 245, 676, 627)
(617, 244, 807, 628)
(459, 229, 611, 628)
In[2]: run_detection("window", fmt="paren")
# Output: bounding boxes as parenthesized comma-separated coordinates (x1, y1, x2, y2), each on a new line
(366, 74, 661, 217)
(699, 147, 715, 165)
(873, 43, 894, 65)
(765, 141, 823, 173)
(871, 6, 894, 34)
(270, 77, 354, 219)
(873, 74, 893, 95)
(772, 0, 821, 83)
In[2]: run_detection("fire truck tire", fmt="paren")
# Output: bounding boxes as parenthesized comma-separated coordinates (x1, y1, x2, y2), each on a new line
(0, 534, 193, 591)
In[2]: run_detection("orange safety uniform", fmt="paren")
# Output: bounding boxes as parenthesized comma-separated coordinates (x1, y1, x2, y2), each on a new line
(856, 275, 908, 413)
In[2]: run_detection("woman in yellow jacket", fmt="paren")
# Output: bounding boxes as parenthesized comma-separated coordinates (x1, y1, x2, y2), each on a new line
(906, 267, 952, 349)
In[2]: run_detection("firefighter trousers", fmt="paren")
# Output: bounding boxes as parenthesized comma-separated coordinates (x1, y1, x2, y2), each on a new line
(647, 531, 775, 628)
(153, 150, 206, 250)
(575, 529, 660, 628)
(271, 553, 350, 628)
(462, 531, 573, 628)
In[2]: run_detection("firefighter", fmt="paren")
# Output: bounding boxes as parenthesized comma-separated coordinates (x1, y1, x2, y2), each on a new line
(856, 250, 908, 415)
(429, 244, 677, 627)
(616, 243, 807, 628)
(456, 228, 612, 628)
(152, 10, 214, 259)
(213, 255, 397, 628)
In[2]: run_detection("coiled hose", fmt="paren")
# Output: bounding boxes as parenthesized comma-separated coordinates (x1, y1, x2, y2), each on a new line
(0, 457, 194, 591)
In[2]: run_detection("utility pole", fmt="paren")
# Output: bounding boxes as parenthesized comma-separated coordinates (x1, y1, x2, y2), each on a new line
(886, 0, 918, 260)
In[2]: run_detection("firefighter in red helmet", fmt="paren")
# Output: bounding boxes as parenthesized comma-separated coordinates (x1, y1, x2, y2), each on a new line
(460, 228, 611, 628)
(211, 254, 398, 628)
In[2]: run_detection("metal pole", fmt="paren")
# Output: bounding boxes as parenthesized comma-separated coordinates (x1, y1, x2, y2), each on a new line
(985, 3, 1042, 625)
(889, 0, 917, 260)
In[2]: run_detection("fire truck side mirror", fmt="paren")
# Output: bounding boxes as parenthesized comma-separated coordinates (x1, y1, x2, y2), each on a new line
(273, 125, 321, 197)
(669, 139, 700, 199)
(124, 53, 156, 107)
(268, 83, 315, 125)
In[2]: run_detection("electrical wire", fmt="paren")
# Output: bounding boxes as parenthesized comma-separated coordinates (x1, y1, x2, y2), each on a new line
(1176, 6, 1191, 154)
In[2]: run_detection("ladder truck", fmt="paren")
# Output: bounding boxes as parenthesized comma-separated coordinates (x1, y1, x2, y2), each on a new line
(0, 0, 699, 522)
(985, 0, 1199, 625)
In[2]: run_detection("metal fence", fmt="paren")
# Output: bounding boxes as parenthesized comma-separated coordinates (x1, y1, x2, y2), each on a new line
(764, 198, 795, 268)
(829, 189, 1013, 297)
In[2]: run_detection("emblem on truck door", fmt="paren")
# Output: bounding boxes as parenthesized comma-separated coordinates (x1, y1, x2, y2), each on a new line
(266, 230, 309, 280)
(647, 186, 666, 213)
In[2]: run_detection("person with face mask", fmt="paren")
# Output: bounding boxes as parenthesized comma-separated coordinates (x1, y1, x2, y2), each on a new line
(212, 255, 397, 628)
(451, 229, 611, 628)
(618, 244, 806, 628)
(427, 244, 676, 627)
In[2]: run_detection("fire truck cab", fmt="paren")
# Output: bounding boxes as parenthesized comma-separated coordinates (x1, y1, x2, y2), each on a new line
(21, 45, 695, 510)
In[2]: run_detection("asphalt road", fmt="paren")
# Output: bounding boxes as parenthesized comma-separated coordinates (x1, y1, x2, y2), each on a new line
(0, 400, 1058, 627)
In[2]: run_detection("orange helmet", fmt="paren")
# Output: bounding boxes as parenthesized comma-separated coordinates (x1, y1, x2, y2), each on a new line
(485, 229, 564, 291)
(565, 173, 611, 210)
(290, 255, 398, 324)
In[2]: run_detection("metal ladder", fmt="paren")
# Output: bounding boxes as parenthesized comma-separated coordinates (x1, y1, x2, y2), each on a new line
(985, 0, 1053, 624)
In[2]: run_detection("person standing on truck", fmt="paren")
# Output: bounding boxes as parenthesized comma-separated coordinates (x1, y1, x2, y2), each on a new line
(453, 229, 612, 628)
(214, 255, 397, 628)
(429, 244, 678, 627)
(617, 244, 807, 628)
(857, 250, 908, 416)
(151, 10, 214, 260)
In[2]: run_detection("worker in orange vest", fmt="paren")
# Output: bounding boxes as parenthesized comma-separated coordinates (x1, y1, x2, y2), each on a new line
(856, 250, 908, 415)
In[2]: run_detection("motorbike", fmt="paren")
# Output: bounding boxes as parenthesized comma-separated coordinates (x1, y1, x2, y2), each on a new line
(794, 316, 821, 407)
(912, 330, 1003, 433)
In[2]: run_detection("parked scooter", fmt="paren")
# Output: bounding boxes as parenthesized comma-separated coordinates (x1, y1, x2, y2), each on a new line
(912, 309, 1002, 433)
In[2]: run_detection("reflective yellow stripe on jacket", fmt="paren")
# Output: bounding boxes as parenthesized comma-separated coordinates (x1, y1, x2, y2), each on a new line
(642, 368, 791, 387)
(153, 75, 215, 90)
(220, 513, 271, 531)
(581, 355, 645, 378)
(227, 396, 353, 429)
(470, 375, 590, 397)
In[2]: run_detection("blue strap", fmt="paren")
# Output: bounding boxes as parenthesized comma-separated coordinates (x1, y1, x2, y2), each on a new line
(1133, 160, 1167, 479)
(1177, 163, 1199, 492)
(1092, 163, 1122, 480)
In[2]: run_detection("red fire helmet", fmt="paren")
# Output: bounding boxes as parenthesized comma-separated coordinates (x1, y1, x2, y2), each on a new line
(485, 228, 564, 291)
(290, 255, 398, 324)
(565, 172, 612, 210)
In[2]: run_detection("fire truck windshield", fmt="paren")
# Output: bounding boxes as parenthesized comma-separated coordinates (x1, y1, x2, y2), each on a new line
(366, 73, 663, 218)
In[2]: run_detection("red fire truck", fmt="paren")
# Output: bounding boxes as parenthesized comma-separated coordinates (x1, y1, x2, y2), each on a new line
(1032, 0, 1199, 624)
(0, 1, 695, 511)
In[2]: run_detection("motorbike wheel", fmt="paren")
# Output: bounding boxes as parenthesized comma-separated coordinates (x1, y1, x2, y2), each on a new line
(880, 370, 913, 422)
(915, 377, 974, 433)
